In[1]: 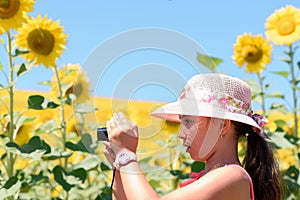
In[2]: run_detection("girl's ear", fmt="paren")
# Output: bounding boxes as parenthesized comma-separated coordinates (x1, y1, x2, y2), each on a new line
(220, 119, 231, 136)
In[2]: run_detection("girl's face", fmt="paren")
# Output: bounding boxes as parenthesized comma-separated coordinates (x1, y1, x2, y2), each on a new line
(178, 115, 222, 161)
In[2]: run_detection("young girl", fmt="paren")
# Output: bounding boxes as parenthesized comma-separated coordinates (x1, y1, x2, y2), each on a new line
(103, 73, 282, 200)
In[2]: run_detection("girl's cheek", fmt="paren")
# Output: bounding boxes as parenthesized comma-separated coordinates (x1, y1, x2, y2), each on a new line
(184, 125, 198, 146)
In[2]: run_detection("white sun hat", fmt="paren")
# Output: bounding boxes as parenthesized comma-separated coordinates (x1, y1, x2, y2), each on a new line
(151, 73, 267, 136)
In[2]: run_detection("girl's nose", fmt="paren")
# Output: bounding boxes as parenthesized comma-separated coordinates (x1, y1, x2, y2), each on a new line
(178, 128, 185, 139)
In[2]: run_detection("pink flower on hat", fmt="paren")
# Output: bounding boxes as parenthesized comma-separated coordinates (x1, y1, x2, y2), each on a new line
(251, 113, 268, 128)
(219, 97, 229, 105)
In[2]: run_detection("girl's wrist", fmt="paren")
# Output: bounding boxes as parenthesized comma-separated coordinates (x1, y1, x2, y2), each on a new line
(114, 150, 137, 170)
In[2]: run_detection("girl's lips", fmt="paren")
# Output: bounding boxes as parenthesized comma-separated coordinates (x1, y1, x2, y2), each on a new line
(186, 146, 190, 152)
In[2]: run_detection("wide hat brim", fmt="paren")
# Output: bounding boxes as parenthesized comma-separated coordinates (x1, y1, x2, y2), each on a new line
(151, 98, 261, 131)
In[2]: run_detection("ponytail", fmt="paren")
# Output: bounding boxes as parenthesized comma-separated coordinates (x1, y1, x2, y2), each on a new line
(232, 121, 282, 200)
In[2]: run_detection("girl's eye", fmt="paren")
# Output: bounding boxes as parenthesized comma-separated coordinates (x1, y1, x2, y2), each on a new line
(183, 119, 192, 126)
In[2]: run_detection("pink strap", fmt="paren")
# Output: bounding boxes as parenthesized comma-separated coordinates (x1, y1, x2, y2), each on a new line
(229, 164, 255, 199)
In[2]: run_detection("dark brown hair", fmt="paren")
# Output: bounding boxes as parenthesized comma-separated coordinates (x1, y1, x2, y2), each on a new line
(231, 121, 282, 200)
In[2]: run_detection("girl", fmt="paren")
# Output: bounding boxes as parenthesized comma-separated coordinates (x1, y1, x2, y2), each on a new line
(104, 73, 282, 200)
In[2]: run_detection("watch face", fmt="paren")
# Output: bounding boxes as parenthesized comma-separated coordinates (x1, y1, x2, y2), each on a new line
(119, 152, 130, 164)
(115, 152, 137, 168)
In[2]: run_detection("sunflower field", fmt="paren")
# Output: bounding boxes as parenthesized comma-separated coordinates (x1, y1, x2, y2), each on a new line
(0, 1, 299, 200)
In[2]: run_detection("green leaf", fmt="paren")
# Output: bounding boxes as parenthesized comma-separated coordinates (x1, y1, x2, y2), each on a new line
(53, 166, 73, 192)
(52, 166, 87, 192)
(100, 162, 111, 171)
(297, 61, 300, 69)
(265, 92, 284, 99)
(96, 186, 112, 200)
(16, 63, 27, 76)
(282, 166, 300, 190)
(191, 161, 205, 172)
(0, 177, 21, 198)
(273, 119, 287, 128)
(196, 52, 223, 72)
(65, 94, 76, 105)
(73, 155, 101, 171)
(264, 83, 271, 90)
(34, 119, 57, 134)
(271, 71, 289, 79)
(75, 103, 98, 114)
(65, 133, 96, 153)
(20, 171, 49, 193)
(269, 103, 289, 113)
(28, 95, 59, 110)
(12, 49, 30, 57)
(279, 57, 291, 64)
(3, 177, 18, 189)
(42, 148, 71, 160)
(268, 132, 294, 148)
(6, 136, 51, 154)
(0, 38, 4, 45)
(70, 168, 87, 183)
(0, 63, 2, 71)
(0, 153, 7, 160)
(295, 77, 300, 85)
(38, 80, 53, 87)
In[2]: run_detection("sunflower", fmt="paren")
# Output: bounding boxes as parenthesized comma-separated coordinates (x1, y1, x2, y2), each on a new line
(0, 0, 34, 33)
(232, 33, 272, 74)
(265, 5, 300, 46)
(15, 14, 67, 67)
(50, 64, 91, 103)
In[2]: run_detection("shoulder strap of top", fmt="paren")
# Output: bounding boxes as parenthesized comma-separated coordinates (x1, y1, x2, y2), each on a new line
(228, 164, 255, 200)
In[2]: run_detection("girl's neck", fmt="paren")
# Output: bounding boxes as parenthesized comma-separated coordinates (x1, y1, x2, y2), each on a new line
(204, 160, 240, 174)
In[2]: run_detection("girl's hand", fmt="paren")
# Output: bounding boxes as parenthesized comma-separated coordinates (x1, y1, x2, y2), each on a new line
(106, 112, 138, 154)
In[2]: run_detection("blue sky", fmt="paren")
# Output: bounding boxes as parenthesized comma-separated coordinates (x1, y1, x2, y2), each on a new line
(2, 0, 300, 111)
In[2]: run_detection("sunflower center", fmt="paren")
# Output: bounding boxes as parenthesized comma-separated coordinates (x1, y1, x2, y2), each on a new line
(242, 45, 263, 63)
(0, 0, 20, 18)
(73, 82, 83, 97)
(27, 28, 55, 55)
(65, 82, 83, 98)
(277, 18, 296, 36)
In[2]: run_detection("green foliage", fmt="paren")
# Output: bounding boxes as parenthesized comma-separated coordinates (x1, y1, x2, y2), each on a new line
(28, 95, 59, 110)
(6, 136, 51, 154)
(65, 133, 97, 154)
(52, 166, 87, 192)
(196, 52, 223, 72)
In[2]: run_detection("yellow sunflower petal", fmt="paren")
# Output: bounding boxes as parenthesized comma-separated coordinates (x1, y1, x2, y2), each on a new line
(0, 0, 34, 32)
(232, 33, 272, 74)
(15, 14, 68, 68)
(265, 5, 300, 45)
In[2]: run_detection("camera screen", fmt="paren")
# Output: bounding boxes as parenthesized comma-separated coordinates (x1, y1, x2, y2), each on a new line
(97, 127, 108, 141)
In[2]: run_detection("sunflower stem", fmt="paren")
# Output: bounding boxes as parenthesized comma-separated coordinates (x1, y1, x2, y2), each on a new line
(6, 31, 15, 177)
(288, 44, 300, 198)
(53, 66, 69, 200)
(288, 45, 299, 138)
(6, 31, 16, 200)
(53, 67, 68, 164)
(257, 73, 266, 114)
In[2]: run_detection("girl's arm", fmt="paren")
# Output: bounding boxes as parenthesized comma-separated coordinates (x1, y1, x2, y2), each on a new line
(112, 171, 127, 200)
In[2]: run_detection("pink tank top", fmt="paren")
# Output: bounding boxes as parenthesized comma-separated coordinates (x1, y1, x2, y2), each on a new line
(179, 164, 255, 199)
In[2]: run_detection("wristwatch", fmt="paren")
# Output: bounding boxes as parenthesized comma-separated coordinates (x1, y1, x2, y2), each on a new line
(113, 151, 137, 169)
